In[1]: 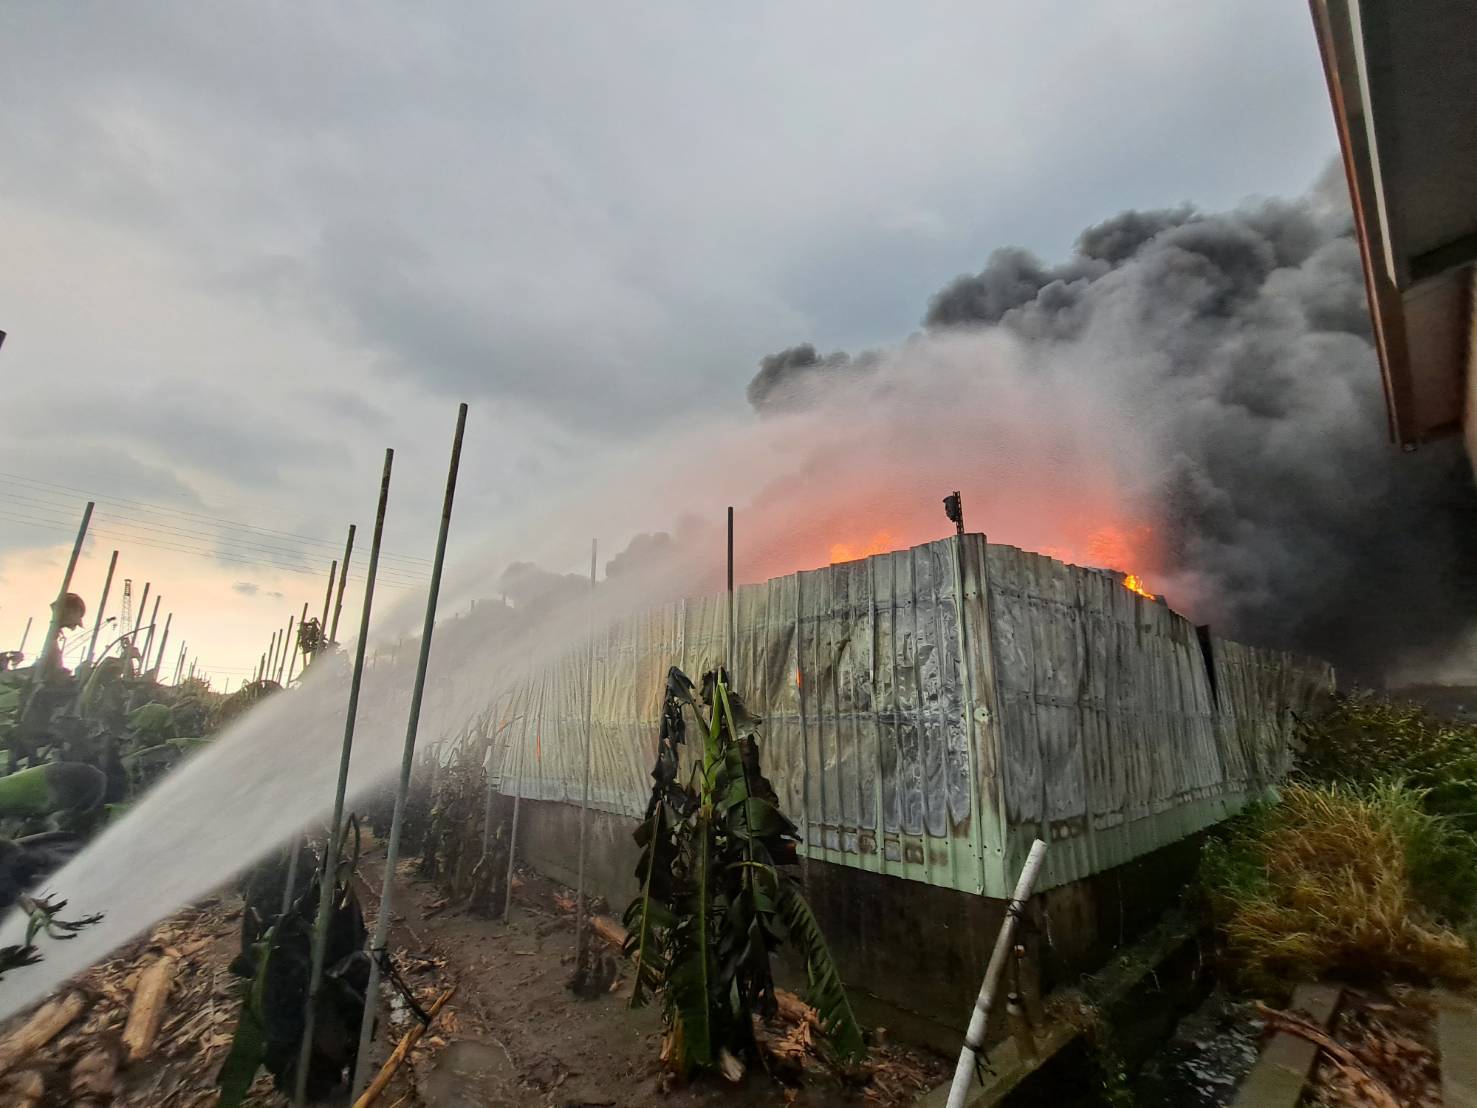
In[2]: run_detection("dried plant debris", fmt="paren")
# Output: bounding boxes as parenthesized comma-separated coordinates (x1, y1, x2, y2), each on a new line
(1308, 988, 1440, 1108)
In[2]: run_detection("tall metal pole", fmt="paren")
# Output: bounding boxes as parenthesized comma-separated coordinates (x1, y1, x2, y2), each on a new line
(17, 617, 32, 655)
(319, 559, 338, 641)
(285, 602, 310, 685)
(258, 653, 266, 685)
(352, 403, 468, 1097)
(132, 581, 150, 638)
(150, 613, 172, 680)
(330, 525, 356, 645)
(573, 538, 597, 973)
(267, 631, 279, 683)
(296, 452, 393, 1104)
(83, 549, 119, 667)
(140, 594, 162, 674)
(188, 657, 196, 681)
(174, 642, 187, 685)
(504, 672, 545, 924)
(34, 501, 94, 682)
(726, 505, 736, 674)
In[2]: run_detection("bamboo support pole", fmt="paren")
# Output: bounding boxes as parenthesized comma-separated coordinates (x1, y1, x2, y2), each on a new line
(83, 549, 118, 667)
(351, 988, 455, 1108)
(351, 402, 467, 1098)
(295, 451, 393, 1104)
(330, 524, 356, 645)
(33, 502, 93, 683)
(573, 538, 597, 969)
(946, 839, 1048, 1108)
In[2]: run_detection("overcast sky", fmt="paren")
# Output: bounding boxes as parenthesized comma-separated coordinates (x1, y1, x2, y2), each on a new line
(0, 1, 1340, 680)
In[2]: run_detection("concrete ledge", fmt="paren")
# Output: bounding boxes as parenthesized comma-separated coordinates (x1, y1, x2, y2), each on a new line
(1435, 990, 1477, 1108)
(1230, 983, 1341, 1108)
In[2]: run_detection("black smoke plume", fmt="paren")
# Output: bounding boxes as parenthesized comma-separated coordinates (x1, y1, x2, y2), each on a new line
(748, 168, 1477, 681)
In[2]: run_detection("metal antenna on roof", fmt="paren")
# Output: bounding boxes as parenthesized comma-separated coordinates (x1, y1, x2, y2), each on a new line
(944, 490, 965, 536)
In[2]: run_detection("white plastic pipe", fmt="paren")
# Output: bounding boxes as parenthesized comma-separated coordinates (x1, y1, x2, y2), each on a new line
(946, 838, 1049, 1108)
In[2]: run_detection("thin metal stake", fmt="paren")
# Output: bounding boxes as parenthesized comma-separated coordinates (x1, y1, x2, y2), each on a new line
(132, 581, 150, 638)
(268, 631, 279, 683)
(277, 616, 295, 683)
(150, 613, 172, 680)
(573, 539, 597, 970)
(34, 502, 94, 683)
(504, 672, 546, 924)
(140, 594, 162, 674)
(83, 550, 119, 668)
(319, 559, 338, 650)
(330, 525, 356, 645)
(285, 602, 310, 685)
(295, 451, 394, 1105)
(351, 403, 468, 1098)
(726, 506, 736, 673)
(174, 643, 187, 685)
(17, 617, 32, 655)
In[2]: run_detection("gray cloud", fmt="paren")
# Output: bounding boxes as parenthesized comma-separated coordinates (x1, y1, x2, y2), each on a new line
(231, 582, 259, 596)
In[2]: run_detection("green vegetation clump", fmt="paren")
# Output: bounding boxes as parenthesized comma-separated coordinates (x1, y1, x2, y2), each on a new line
(1202, 780, 1477, 993)
(1295, 693, 1477, 829)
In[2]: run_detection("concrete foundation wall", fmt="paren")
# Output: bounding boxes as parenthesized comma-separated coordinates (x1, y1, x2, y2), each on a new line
(507, 795, 1201, 1048)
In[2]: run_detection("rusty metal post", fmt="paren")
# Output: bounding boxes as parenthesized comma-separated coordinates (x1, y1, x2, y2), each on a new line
(352, 403, 468, 1098)
(34, 501, 94, 683)
(330, 524, 356, 645)
(295, 452, 393, 1105)
(83, 550, 119, 667)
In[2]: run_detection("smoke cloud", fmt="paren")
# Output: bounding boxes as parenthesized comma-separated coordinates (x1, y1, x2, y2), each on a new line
(746, 166, 1477, 680)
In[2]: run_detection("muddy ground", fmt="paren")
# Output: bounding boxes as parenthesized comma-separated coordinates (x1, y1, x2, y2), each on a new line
(352, 841, 948, 1107)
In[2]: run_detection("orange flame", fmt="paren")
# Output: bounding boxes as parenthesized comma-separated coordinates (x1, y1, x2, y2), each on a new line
(1122, 573, 1155, 600)
(829, 529, 896, 564)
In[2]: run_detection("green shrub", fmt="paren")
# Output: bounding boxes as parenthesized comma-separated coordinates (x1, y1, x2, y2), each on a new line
(1201, 781, 1477, 994)
(1295, 694, 1477, 829)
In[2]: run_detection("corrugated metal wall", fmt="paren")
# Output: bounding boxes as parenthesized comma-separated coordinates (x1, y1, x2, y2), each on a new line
(474, 534, 1333, 898)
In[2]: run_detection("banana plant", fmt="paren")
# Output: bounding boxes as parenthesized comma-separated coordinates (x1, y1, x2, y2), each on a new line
(623, 667, 864, 1078)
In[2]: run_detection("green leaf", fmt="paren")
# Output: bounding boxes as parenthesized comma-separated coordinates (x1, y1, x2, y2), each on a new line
(217, 936, 273, 1106)
(777, 881, 866, 1061)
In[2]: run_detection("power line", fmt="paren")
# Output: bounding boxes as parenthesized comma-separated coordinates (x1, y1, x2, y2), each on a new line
(0, 511, 425, 590)
(0, 489, 428, 588)
(0, 471, 435, 573)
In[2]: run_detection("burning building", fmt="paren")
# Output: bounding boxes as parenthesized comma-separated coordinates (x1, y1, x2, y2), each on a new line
(460, 532, 1332, 1031)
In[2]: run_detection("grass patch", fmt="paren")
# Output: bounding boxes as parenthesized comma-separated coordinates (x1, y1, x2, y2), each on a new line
(1295, 693, 1477, 830)
(1201, 781, 1477, 994)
